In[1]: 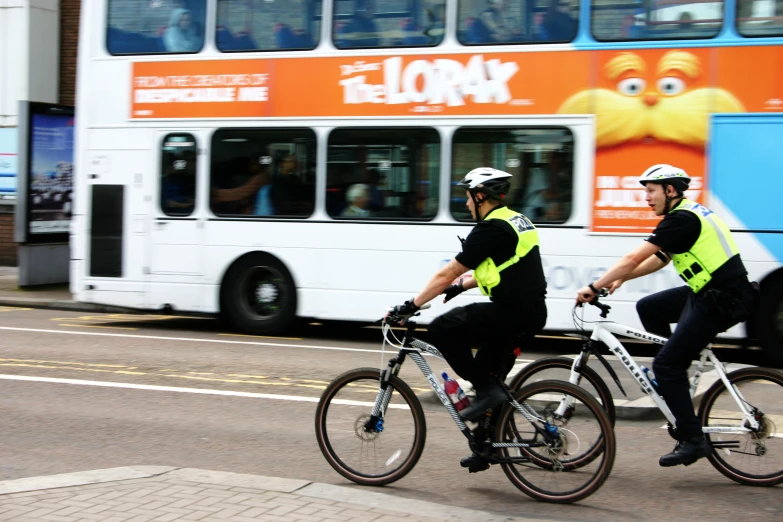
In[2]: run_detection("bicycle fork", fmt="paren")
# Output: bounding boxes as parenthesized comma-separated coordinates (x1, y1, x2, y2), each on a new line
(365, 354, 407, 433)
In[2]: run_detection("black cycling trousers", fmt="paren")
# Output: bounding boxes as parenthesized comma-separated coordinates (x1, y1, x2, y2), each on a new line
(637, 286, 737, 439)
(427, 301, 546, 390)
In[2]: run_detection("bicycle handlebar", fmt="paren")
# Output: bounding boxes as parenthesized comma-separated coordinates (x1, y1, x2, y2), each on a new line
(578, 289, 612, 319)
(382, 303, 431, 327)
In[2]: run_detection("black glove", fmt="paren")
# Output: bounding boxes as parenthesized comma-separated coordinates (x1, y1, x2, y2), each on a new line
(442, 279, 465, 303)
(391, 299, 421, 318)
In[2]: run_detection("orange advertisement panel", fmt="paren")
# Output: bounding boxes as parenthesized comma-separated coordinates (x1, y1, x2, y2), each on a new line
(129, 47, 783, 233)
(715, 46, 783, 113)
(132, 60, 272, 119)
(575, 48, 719, 233)
(578, 47, 782, 233)
(130, 52, 591, 119)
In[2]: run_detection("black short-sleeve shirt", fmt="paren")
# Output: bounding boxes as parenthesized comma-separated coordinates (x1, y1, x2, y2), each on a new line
(646, 210, 701, 254)
(455, 206, 547, 306)
(646, 206, 747, 289)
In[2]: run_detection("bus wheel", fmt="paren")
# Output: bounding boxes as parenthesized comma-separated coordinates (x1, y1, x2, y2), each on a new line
(758, 271, 783, 368)
(221, 252, 297, 335)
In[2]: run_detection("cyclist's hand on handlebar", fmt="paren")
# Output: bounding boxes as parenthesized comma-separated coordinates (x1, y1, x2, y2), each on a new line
(576, 285, 597, 304)
(442, 279, 465, 303)
(384, 299, 421, 325)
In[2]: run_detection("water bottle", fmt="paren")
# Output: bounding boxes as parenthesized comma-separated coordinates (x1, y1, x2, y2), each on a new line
(442, 372, 471, 411)
(641, 366, 659, 390)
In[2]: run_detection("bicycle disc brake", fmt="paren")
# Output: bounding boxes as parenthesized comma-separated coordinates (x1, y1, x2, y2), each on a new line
(355, 414, 380, 442)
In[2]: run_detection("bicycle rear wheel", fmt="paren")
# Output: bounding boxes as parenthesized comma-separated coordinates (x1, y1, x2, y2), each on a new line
(508, 357, 614, 470)
(698, 367, 783, 486)
(315, 368, 426, 486)
(509, 356, 616, 425)
(494, 380, 615, 504)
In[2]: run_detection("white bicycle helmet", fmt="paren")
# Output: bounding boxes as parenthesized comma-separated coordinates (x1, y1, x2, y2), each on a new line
(638, 164, 691, 193)
(456, 167, 513, 200)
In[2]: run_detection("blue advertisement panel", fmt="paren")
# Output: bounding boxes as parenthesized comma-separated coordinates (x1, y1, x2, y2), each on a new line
(28, 113, 74, 234)
(0, 127, 17, 197)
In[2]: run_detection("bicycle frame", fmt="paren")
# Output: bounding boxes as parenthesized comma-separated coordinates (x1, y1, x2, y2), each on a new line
(373, 323, 553, 451)
(560, 319, 760, 434)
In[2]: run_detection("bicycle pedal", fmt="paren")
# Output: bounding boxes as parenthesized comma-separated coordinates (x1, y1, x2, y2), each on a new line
(467, 463, 490, 473)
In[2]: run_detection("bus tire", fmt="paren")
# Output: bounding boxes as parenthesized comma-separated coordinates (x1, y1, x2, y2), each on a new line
(757, 270, 783, 368)
(220, 252, 297, 335)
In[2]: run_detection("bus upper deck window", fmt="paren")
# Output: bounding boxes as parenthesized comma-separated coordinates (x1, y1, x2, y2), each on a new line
(737, 0, 783, 37)
(107, 0, 207, 55)
(333, 0, 446, 49)
(591, 0, 722, 41)
(458, 0, 579, 45)
(216, 0, 321, 52)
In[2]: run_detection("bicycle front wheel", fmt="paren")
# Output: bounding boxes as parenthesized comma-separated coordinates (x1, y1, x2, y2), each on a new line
(698, 367, 783, 486)
(495, 380, 616, 504)
(315, 368, 426, 486)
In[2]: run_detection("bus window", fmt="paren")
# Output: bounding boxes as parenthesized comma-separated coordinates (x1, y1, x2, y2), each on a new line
(592, 0, 723, 41)
(107, 0, 206, 55)
(161, 134, 197, 217)
(326, 128, 440, 220)
(458, 0, 579, 44)
(333, 0, 446, 49)
(738, 0, 783, 36)
(451, 127, 574, 224)
(216, 0, 321, 51)
(210, 129, 316, 218)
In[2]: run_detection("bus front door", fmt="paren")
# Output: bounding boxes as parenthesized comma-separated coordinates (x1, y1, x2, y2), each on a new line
(148, 131, 205, 312)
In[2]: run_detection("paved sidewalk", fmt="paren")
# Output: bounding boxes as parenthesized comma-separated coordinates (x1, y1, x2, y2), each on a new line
(0, 467, 556, 522)
(0, 267, 130, 313)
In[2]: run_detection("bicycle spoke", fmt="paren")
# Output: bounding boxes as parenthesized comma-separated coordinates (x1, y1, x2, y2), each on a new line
(496, 380, 615, 504)
(700, 368, 783, 486)
(315, 368, 426, 486)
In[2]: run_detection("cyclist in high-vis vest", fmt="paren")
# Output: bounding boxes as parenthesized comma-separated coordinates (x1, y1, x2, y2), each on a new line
(389, 167, 547, 472)
(575, 164, 757, 468)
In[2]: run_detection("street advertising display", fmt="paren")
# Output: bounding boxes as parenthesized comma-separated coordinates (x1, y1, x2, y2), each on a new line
(16, 102, 75, 244)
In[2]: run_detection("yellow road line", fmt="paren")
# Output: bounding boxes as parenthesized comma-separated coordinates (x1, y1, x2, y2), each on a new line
(0, 363, 146, 375)
(0, 306, 33, 312)
(0, 358, 134, 368)
(59, 323, 137, 330)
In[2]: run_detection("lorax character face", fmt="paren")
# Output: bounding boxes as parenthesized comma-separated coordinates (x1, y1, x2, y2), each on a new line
(557, 51, 745, 149)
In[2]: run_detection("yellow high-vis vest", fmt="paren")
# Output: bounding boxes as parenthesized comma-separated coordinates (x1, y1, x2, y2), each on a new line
(473, 207, 540, 297)
(669, 199, 739, 293)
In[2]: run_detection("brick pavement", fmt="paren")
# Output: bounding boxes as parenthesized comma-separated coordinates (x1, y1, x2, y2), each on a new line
(0, 467, 552, 522)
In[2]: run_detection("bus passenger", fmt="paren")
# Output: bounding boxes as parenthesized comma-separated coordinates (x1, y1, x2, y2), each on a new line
(576, 164, 758, 468)
(211, 154, 273, 215)
(388, 168, 547, 473)
(340, 184, 371, 218)
(164, 8, 202, 52)
(478, 0, 514, 42)
(542, 0, 578, 41)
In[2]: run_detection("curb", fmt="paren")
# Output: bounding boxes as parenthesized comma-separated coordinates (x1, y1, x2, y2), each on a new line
(0, 467, 558, 522)
(0, 296, 139, 314)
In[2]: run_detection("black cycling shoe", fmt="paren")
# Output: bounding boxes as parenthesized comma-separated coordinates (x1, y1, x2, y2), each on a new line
(460, 453, 490, 473)
(659, 436, 713, 467)
(460, 384, 506, 422)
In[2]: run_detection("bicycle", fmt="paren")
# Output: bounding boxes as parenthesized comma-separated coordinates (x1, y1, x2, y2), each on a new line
(314, 306, 616, 504)
(509, 291, 783, 486)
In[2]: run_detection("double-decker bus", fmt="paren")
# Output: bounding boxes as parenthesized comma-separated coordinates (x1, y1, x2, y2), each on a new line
(74, 0, 783, 363)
